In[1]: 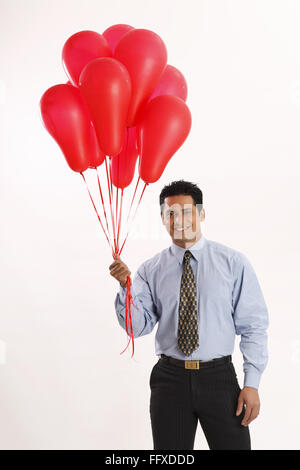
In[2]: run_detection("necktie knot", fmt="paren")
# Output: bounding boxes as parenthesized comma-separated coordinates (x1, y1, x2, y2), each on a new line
(184, 250, 192, 263)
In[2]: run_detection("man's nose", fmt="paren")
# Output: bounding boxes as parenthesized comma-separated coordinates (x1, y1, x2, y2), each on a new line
(174, 213, 183, 224)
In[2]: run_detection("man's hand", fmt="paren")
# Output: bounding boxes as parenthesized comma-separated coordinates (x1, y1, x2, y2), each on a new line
(109, 254, 131, 288)
(236, 386, 260, 426)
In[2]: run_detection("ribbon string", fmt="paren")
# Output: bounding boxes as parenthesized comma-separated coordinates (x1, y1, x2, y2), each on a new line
(96, 167, 113, 249)
(81, 164, 148, 357)
(105, 156, 118, 254)
(80, 171, 114, 258)
(119, 181, 149, 257)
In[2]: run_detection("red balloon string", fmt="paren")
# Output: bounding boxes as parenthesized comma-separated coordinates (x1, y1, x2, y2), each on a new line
(119, 181, 149, 257)
(109, 156, 118, 253)
(115, 140, 122, 252)
(120, 275, 139, 357)
(80, 171, 114, 258)
(108, 157, 115, 239)
(127, 176, 140, 224)
(116, 187, 119, 252)
(120, 277, 131, 353)
(105, 156, 118, 253)
(96, 167, 113, 249)
(116, 188, 124, 249)
(82, 159, 146, 358)
(109, 158, 116, 238)
(109, 156, 113, 203)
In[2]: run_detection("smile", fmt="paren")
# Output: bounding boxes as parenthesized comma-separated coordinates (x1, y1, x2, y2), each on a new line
(174, 226, 192, 232)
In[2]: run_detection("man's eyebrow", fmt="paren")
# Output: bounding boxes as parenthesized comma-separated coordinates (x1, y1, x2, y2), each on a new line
(165, 207, 193, 212)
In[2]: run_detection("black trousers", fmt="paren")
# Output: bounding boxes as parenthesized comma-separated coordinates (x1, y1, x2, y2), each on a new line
(149, 356, 251, 450)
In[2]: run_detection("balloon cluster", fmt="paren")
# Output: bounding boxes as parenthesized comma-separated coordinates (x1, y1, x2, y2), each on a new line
(40, 25, 192, 356)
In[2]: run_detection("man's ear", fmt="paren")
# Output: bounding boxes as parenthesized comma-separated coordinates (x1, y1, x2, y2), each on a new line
(200, 208, 205, 221)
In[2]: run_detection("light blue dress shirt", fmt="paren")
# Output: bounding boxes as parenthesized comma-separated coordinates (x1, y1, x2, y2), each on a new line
(114, 234, 269, 389)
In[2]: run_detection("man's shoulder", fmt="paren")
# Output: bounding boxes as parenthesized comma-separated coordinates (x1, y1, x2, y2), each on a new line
(137, 246, 170, 275)
(205, 238, 246, 262)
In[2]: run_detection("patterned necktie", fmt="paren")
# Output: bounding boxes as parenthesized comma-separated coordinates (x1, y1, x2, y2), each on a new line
(177, 250, 199, 356)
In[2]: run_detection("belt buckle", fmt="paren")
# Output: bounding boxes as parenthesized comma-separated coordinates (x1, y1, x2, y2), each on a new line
(185, 360, 199, 370)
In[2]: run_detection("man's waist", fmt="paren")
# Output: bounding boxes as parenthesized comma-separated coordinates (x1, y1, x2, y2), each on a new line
(159, 354, 232, 369)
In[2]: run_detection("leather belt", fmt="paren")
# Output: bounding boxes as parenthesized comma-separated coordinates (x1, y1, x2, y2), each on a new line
(160, 354, 232, 370)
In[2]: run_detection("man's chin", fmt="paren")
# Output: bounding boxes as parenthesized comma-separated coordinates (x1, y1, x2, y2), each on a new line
(172, 232, 197, 242)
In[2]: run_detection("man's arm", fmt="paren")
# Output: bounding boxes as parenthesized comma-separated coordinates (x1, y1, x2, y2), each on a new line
(232, 252, 269, 390)
(111, 256, 159, 338)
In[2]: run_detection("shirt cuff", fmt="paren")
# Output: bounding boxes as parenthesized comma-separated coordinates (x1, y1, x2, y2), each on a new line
(117, 283, 137, 305)
(243, 367, 261, 390)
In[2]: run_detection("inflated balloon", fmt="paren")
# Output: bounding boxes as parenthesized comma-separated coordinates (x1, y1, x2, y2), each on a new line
(137, 95, 192, 183)
(111, 127, 139, 189)
(114, 29, 167, 127)
(149, 64, 188, 102)
(40, 84, 102, 172)
(62, 30, 112, 86)
(103, 24, 134, 54)
(66, 79, 105, 167)
(79, 57, 131, 157)
(88, 122, 105, 169)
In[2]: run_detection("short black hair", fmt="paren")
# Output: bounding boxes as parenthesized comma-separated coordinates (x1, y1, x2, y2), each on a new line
(159, 180, 203, 215)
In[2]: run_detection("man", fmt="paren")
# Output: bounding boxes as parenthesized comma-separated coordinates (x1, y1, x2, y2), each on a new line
(110, 180, 269, 450)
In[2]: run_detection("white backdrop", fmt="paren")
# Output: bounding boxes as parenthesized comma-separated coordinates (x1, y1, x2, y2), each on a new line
(0, 0, 300, 450)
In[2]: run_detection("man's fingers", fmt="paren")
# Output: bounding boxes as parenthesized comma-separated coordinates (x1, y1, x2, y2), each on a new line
(110, 266, 125, 276)
(109, 260, 120, 269)
(235, 396, 244, 416)
(236, 389, 261, 426)
(109, 259, 124, 270)
(109, 264, 123, 271)
(241, 405, 253, 427)
(110, 266, 130, 279)
(242, 405, 260, 426)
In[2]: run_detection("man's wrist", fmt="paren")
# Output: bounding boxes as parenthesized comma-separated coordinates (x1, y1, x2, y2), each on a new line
(120, 278, 131, 289)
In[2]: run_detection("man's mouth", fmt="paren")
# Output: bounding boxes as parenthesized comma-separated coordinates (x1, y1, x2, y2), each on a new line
(174, 225, 192, 232)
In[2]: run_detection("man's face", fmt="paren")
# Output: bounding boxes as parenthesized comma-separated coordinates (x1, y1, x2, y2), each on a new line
(161, 194, 205, 246)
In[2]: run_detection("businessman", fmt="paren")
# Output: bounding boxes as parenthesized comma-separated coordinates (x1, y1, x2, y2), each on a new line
(110, 179, 269, 450)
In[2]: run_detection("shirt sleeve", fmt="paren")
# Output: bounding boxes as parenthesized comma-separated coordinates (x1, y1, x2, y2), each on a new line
(232, 252, 269, 390)
(114, 262, 159, 338)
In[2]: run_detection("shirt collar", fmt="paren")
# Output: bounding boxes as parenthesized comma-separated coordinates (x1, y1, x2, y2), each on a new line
(170, 234, 206, 264)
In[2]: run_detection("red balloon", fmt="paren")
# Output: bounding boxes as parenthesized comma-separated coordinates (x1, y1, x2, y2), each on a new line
(149, 64, 188, 102)
(40, 84, 103, 173)
(64, 80, 105, 168)
(111, 127, 139, 189)
(62, 30, 112, 86)
(88, 122, 105, 169)
(79, 57, 131, 157)
(103, 24, 134, 54)
(137, 95, 192, 183)
(114, 29, 167, 127)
